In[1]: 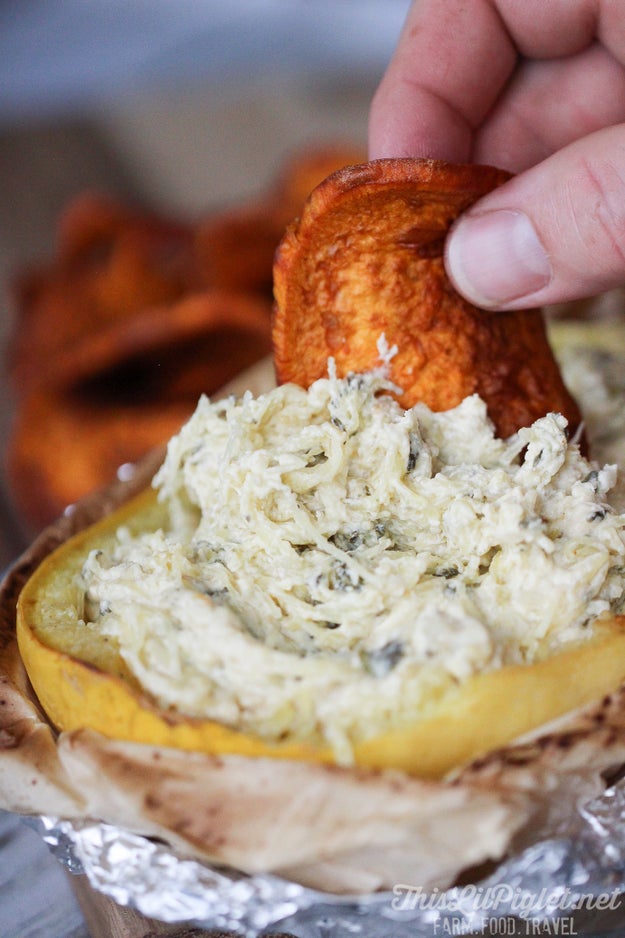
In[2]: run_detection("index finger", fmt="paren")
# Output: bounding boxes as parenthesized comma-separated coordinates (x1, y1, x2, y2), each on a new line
(369, 0, 602, 162)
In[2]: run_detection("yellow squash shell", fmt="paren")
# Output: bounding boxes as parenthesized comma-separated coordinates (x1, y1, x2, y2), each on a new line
(17, 486, 625, 779)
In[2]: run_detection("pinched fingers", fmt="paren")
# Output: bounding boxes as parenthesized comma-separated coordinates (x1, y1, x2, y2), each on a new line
(445, 126, 625, 309)
(369, 0, 625, 164)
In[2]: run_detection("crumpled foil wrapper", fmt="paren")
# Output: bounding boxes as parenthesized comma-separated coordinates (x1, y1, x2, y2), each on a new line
(27, 778, 625, 937)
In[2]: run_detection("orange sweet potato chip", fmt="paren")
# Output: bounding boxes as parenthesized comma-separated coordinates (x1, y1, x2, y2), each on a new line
(9, 146, 364, 398)
(194, 206, 285, 297)
(6, 389, 189, 531)
(193, 144, 367, 298)
(273, 158, 582, 440)
(7, 291, 273, 530)
(55, 191, 191, 265)
(41, 289, 272, 393)
(9, 195, 197, 395)
(270, 143, 367, 221)
(7, 145, 378, 533)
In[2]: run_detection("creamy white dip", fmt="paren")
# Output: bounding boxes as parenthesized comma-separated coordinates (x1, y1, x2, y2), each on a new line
(557, 342, 625, 508)
(79, 350, 625, 762)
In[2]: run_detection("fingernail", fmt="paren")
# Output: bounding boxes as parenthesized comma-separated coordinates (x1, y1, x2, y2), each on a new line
(446, 210, 552, 309)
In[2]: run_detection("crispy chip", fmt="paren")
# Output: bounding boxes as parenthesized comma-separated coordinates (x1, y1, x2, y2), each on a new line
(193, 144, 366, 298)
(5, 144, 371, 529)
(270, 143, 367, 221)
(39, 289, 272, 392)
(194, 206, 285, 297)
(6, 390, 191, 530)
(9, 145, 364, 397)
(6, 292, 273, 529)
(9, 195, 197, 395)
(55, 191, 191, 264)
(273, 158, 582, 440)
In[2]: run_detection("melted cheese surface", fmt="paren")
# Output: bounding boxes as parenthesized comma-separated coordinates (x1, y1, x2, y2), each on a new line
(79, 355, 625, 761)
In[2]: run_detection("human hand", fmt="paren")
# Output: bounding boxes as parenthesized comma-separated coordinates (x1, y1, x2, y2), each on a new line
(369, 0, 625, 311)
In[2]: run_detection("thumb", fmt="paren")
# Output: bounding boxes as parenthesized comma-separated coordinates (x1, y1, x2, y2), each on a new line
(445, 126, 625, 310)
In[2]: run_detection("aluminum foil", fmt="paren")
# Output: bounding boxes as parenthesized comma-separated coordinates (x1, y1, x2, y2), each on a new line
(27, 778, 625, 937)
